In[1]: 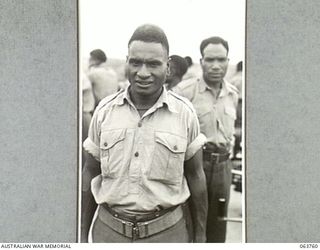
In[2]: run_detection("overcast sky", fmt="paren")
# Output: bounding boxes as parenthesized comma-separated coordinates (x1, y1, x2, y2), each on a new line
(80, 0, 245, 64)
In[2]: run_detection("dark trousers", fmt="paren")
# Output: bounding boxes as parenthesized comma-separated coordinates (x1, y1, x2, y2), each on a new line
(91, 205, 192, 243)
(203, 159, 232, 243)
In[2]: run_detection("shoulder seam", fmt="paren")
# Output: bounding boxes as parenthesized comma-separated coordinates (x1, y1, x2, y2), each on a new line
(96, 90, 124, 111)
(178, 77, 199, 90)
(169, 91, 196, 114)
(226, 81, 239, 94)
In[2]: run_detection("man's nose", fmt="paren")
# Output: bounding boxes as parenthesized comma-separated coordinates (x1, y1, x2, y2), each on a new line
(211, 60, 220, 69)
(137, 64, 151, 78)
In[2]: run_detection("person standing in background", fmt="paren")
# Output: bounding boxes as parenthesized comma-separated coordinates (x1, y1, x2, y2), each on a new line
(173, 36, 238, 242)
(165, 55, 188, 90)
(182, 56, 200, 80)
(87, 49, 118, 108)
(82, 74, 95, 168)
(230, 61, 243, 159)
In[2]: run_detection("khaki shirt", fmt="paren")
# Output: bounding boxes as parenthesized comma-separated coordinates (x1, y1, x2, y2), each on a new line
(83, 86, 205, 214)
(173, 77, 238, 151)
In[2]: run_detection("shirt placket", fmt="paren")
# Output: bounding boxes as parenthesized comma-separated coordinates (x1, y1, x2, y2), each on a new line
(209, 90, 220, 141)
(127, 96, 164, 194)
(128, 115, 144, 194)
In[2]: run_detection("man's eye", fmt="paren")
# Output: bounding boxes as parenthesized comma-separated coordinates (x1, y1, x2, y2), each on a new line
(130, 60, 141, 66)
(148, 62, 161, 67)
(205, 58, 214, 63)
(218, 58, 227, 63)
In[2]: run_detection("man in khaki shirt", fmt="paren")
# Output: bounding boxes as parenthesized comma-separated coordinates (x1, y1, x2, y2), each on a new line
(173, 36, 239, 242)
(81, 24, 208, 243)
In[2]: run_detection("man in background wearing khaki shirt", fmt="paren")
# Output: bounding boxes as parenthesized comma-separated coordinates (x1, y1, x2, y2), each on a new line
(173, 36, 239, 242)
(81, 24, 208, 243)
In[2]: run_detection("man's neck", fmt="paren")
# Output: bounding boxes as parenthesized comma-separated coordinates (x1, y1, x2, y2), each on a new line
(206, 81, 222, 90)
(129, 87, 163, 110)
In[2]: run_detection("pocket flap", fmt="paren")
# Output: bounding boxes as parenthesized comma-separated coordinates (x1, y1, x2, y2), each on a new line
(100, 129, 126, 149)
(225, 106, 236, 119)
(155, 131, 187, 153)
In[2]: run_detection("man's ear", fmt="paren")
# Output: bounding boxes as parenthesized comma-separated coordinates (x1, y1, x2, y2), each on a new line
(199, 58, 203, 66)
(166, 58, 171, 75)
(226, 57, 230, 68)
(166, 67, 171, 79)
(126, 55, 129, 63)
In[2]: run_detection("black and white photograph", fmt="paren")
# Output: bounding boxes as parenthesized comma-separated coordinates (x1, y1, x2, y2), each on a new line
(2, 0, 320, 245)
(79, 0, 245, 243)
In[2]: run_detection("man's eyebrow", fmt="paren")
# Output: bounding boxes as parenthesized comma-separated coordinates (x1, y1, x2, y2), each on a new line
(145, 59, 163, 64)
(128, 58, 163, 64)
(128, 58, 142, 62)
(204, 56, 227, 59)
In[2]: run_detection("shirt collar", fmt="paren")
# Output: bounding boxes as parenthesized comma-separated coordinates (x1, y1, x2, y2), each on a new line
(198, 76, 231, 97)
(112, 85, 178, 113)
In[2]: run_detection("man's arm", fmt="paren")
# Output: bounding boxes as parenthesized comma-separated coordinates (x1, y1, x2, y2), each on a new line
(81, 154, 101, 243)
(184, 148, 208, 243)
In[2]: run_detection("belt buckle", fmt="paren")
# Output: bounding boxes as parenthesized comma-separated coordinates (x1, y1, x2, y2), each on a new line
(120, 220, 134, 238)
(211, 153, 220, 164)
(132, 225, 140, 240)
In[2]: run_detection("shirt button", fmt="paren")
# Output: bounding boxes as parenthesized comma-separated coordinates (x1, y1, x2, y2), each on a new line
(173, 145, 178, 150)
(134, 152, 139, 157)
(138, 122, 142, 127)
(104, 142, 108, 147)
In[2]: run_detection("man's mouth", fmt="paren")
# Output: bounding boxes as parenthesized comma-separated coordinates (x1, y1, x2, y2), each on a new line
(208, 72, 221, 77)
(135, 80, 153, 88)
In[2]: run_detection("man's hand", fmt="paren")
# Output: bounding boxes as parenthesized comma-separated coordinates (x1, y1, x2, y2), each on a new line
(81, 154, 101, 243)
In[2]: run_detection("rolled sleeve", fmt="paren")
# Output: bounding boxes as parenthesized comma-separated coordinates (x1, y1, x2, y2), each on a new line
(184, 103, 204, 161)
(83, 137, 100, 162)
(185, 133, 207, 161)
(83, 107, 101, 162)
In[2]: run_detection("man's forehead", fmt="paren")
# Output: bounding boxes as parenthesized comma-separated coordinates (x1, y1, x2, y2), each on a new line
(203, 43, 228, 56)
(128, 40, 168, 57)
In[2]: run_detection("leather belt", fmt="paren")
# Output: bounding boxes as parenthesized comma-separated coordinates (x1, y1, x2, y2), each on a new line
(203, 150, 230, 164)
(101, 203, 178, 222)
(98, 204, 184, 240)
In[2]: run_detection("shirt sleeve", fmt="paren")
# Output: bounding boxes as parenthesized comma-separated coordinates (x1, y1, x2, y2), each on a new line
(185, 106, 207, 161)
(83, 108, 101, 162)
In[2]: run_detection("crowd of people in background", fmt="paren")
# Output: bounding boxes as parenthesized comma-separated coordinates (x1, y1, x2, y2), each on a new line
(81, 24, 243, 243)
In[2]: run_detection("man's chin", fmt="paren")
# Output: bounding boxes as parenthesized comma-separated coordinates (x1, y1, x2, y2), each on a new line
(131, 87, 151, 96)
(206, 78, 222, 85)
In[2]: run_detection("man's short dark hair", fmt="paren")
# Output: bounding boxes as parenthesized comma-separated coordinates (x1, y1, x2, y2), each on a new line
(169, 55, 188, 78)
(90, 49, 107, 63)
(184, 56, 193, 67)
(236, 61, 243, 72)
(128, 24, 169, 55)
(200, 36, 229, 57)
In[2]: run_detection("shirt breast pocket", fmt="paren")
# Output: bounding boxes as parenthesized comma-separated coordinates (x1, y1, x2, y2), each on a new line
(149, 131, 187, 185)
(223, 106, 237, 138)
(225, 106, 236, 120)
(198, 109, 212, 134)
(100, 129, 126, 178)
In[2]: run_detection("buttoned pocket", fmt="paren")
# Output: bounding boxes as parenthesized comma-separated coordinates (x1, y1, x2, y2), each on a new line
(222, 106, 236, 139)
(149, 131, 187, 184)
(225, 106, 236, 120)
(100, 129, 126, 178)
